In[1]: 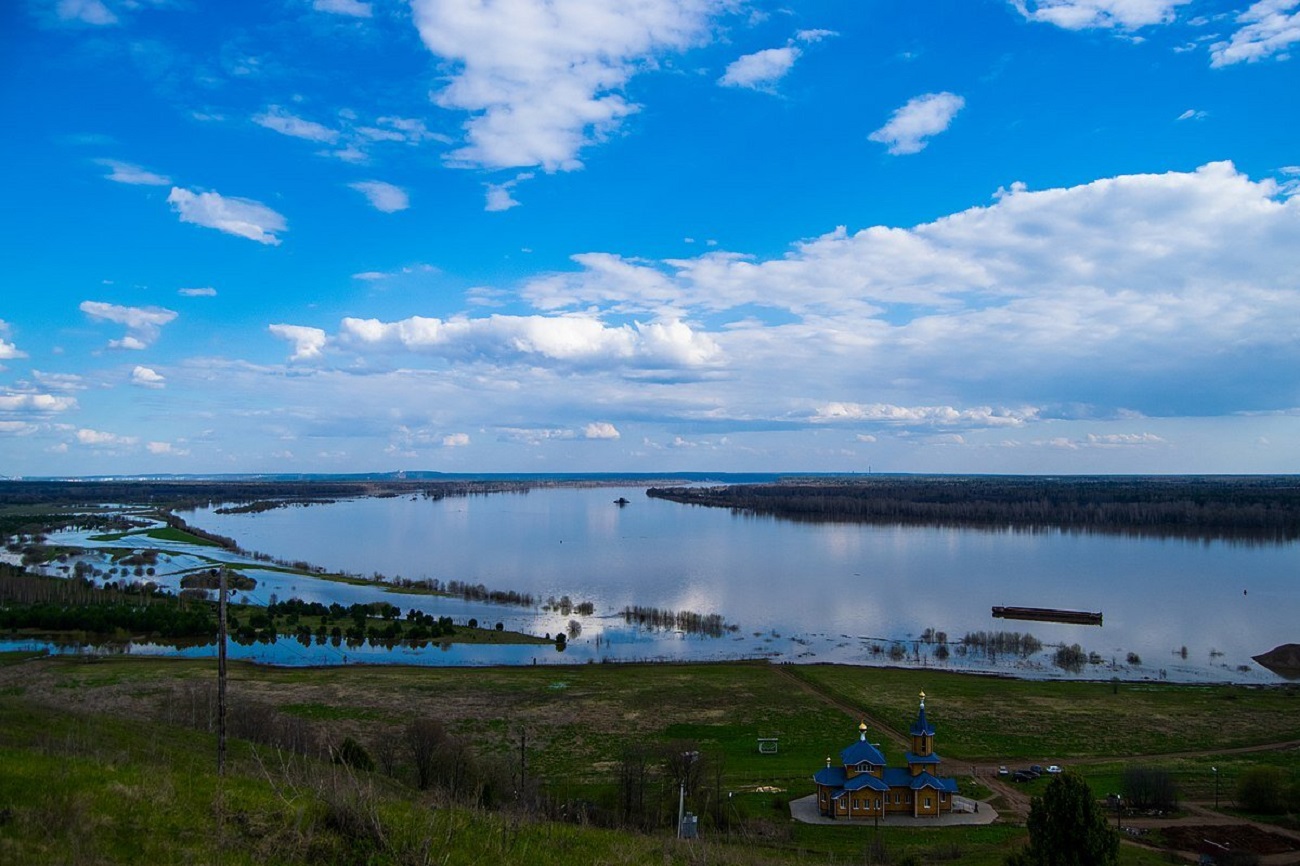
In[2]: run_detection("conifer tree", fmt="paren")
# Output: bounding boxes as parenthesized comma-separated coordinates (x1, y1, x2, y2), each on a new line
(1007, 773, 1119, 866)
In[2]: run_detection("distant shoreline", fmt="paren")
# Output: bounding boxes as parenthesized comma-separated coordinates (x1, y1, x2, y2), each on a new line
(647, 475, 1300, 541)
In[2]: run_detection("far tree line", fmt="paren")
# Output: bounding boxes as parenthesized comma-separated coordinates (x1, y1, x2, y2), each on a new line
(648, 475, 1300, 540)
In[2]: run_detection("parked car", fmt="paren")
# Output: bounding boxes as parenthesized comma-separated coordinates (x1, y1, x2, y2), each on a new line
(998, 766, 1008, 776)
(1013, 770, 1035, 782)
(1046, 765, 1062, 774)
(1030, 765, 1045, 774)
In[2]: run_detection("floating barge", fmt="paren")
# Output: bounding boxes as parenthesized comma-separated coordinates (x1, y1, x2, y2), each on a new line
(992, 606, 1103, 626)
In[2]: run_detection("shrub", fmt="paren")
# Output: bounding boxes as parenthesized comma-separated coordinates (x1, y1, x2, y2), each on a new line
(333, 736, 374, 772)
(1237, 766, 1286, 814)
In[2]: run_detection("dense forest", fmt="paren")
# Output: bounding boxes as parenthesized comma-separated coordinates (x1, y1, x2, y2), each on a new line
(0, 478, 552, 510)
(647, 476, 1300, 540)
(0, 564, 215, 638)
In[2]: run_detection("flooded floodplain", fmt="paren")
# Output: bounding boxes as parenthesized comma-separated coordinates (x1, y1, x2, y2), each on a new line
(6, 485, 1298, 682)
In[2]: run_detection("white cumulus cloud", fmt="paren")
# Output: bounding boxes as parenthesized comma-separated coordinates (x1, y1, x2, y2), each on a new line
(131, 366, 166, 389)
(1009, 0, 1192, 30)
(869, 92, 965, 155)
(80, 301, 178, 349)
(506, 161, 1300, 425)
(349, 180, 410, 212)
(1211, 0, 1300, 67)
(719, 46, 800, 90)
(814, 402, 1039, 429)
(410, 0, 727, 171)
(0, 321, 25, 360)
(0, 392, 78, 413)
(442, 432, 470, 447)
(77, 428, 138, 448)
(485, 176, 531, 212)
(583, 421, 621, 439)
(269, 324, 328, 361)
(167, 187, 287, 245)
(338, 313, 722, 370)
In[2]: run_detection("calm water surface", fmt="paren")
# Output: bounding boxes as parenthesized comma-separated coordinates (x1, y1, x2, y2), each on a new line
(170, 486, 1300, 682)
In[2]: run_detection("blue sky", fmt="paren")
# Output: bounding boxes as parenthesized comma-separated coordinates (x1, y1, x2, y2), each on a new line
(3, 0, 1299, 476)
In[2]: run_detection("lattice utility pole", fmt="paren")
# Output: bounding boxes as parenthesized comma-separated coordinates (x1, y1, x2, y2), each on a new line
(218, 567, 227, 775)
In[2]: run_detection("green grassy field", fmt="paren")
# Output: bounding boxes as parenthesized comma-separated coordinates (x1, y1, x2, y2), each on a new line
(0, 653, 1296, 865)
(788, 665, 1300, 760)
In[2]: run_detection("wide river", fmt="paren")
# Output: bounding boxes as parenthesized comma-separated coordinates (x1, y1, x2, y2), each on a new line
(169, 485, 1299, 683)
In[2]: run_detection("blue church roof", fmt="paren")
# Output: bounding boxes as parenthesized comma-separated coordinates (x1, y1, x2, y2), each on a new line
(910, 771, 959, 793)
(909, 704, 935, 737)
(905, 751, 942, 765)
(844, 773, 890, 792)
(881, 767, 915, 788)
(814, 766, 847, 787)
(840, 738, 886, 767)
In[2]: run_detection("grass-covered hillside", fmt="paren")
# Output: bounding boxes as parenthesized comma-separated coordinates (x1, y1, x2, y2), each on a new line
(2, 653, 1298, 864)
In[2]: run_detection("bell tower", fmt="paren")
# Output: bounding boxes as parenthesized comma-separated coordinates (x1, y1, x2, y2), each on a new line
(911, 691, 935, 755)
(907, 691, 939, 776)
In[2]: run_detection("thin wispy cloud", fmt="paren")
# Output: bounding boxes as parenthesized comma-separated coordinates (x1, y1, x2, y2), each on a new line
(349, 180, 410, 213)
(167, 187, 287, 245)
(56, 0, 118, 26)
(178, 287, 217, 297)
(719, 28, 836, 92)
(313, 0, 372, 17)
(253, 106, 339, 144)
(869, 92, 965, 155)
(95, 159, 172, 186)
(31, 371, 85, 392)
(79, 301, 178, 350)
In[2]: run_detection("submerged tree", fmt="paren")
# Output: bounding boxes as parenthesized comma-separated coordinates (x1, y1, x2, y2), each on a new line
(1007, 773, 1118, 866)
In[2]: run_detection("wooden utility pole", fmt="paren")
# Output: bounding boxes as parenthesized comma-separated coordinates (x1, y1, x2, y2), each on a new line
(519, 728, 527, 802)
(218, 567, 227, 776)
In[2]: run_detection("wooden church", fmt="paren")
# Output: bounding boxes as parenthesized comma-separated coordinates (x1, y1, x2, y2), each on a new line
(813, 691, 959, 819)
